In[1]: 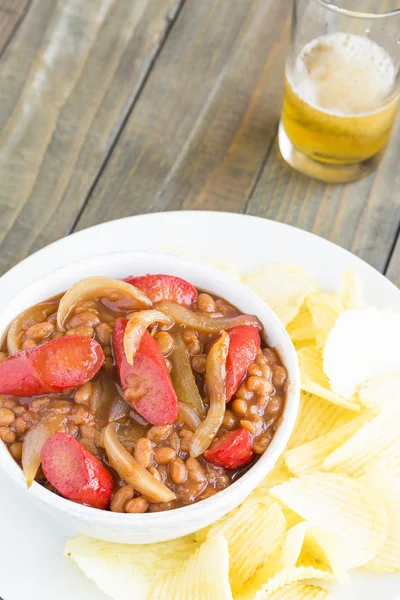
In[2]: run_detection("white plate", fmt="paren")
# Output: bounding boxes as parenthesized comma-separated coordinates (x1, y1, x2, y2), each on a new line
(0, 211, 399, 600)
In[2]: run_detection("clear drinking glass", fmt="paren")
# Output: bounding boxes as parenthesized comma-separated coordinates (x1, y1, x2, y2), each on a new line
(278, 1, 400, 182)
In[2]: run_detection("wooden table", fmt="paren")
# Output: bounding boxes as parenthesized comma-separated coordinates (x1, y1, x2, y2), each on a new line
(1, 0, 399, 286)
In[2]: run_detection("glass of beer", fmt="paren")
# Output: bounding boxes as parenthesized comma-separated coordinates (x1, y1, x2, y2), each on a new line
(278, 1, 400, 182)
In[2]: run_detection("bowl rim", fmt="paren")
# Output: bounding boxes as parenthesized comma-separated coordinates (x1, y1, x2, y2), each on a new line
(0, 249, 300, 528)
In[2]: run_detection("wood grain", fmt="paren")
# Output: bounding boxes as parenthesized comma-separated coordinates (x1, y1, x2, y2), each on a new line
(75, 0, 290, 229)
(0, 0, 30, 54)
(246, 112, 400, 274)
(0, 0, 183, 275)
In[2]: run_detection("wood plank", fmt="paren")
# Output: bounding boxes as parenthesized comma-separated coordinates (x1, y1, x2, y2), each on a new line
(246, 111, 400, 274)
(75, 0, 290, 230)
(386, 237, 400, 286)
(0, 0, 183, 275)
(0, 0, 30, 54)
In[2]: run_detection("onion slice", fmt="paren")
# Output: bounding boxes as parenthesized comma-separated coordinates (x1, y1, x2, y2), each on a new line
(190, 331, 229, 457)
(90, 373, 123, 428)
(103, 423, 176, 503)
(170, 331, 205, 418)
(108, 398, 131, 422)
(7, 300, 59, 354)
(57, 277, 152, 331)
(114, 421, 145, 447)
(156, 301, 262, 333)
(178, 402, 202, 431)
(123, 310, 174, 365)
(22, 402, 70, 487)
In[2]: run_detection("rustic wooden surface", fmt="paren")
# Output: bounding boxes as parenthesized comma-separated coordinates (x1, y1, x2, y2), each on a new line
(0, 0, 30, 53)
(0, 0, 399, 285)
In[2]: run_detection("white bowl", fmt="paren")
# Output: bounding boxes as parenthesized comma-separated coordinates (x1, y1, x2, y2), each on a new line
(0, 251, 300, 544)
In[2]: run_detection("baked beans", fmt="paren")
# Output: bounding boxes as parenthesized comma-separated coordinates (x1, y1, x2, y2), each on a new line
(0, 279, 287, 513)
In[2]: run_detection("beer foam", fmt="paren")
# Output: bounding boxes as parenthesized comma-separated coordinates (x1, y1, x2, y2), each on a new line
(290, 33, 397, 116)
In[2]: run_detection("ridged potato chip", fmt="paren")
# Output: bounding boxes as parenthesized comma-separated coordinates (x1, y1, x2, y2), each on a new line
(363, 467, 400, 573)
(297, 346, 360, 411)
(358, 372, 400, 411)
(243, 465, 302, 528)
(234, 527, 331, 600)
(303, 526, 350, 582)
(324, 308, 400, 399)
(250, 459, 292, 495)
(65, 534, 199, 600)
(306, 292, 344, 349)
(367, 452, 400, 481)
(261, 565, 333, 597)
(278, 523, 309, 570)
(284, 412, 372, 475)
(286, 303, 315, 344)
(281, 507, 303, 529)
(296, 550, 326, 569)
(322, 408, 400, 477)
(337, 268, 364, 311)
(267, 582, 334, 600)
(196, 499, 286, 594)
(270, 472, 388, 568)
(243, 262, 319, 326)
(287, 391, 358, 450)
(252, 522, 309, 590)
(150, 535, 232, 600)
(250, 484, 302, 529)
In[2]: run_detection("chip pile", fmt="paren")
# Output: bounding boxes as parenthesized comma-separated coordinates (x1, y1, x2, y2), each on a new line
(65, 262, 400, 600)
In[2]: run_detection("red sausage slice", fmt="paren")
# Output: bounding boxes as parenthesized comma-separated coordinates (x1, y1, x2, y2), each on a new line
(124, 274, 197, 306)
(204, 428, 254, 470)
(41, 433, 113, 509)
(113, 318, 179, 426)
(0, 336, 104, 397)
(226, 325, 261, 402)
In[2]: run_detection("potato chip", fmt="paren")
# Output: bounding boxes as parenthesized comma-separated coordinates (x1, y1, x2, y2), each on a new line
(367, 452, 400, 481)
(149, 535, 232, 600)
(303, 526, 350, 582)
(237, 565, 333, 600)
(247, 464, 302, 528)
(281, 506, 303, 529)
(358, 372, 400, 411)
(234, 527, 331, 600)
(297, 346, 360, 411)
(65, 534, 199, 600)
(196, 499, 286, 594)
(337, 268, 364, 310)
(279, 522, 309, 569)
(251, 522, 309, 589)
(270, 471, 388, 568)
(250, 459, 292, 494)
(266, 582, 334, 600)
(322, 408, 400, 477)
(306, 292, 345, 349)
(195, 498, 264, 544)
(362, 466, 400, 573)
(243, 262, 319, 326)
(287, 391, 358, 450)
(286, 303, 315, 344)
(324, 308, 400, 399)
(296, 550, 326, 569)
(284, 412, 372, 475)
(262, 565, 333, 596)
